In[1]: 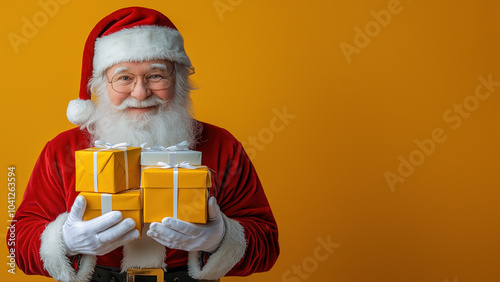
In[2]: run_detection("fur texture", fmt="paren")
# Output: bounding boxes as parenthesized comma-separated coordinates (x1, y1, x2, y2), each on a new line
(93, 26, 191, 78)
(67, 99, 96, 126)
(67, 24, 194, 127)
(40, 213, 97, 282)
(122, 224, 167, 271)
(83, 85, 198, 147)
(187, 215, 247, 280)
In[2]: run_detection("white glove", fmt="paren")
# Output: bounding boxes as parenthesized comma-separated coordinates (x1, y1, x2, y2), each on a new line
(62, 195, 140, 256)
(147, 197, 225, 253)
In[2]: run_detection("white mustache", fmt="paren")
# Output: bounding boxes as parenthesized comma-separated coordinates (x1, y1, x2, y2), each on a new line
(113, 95, 167, 110)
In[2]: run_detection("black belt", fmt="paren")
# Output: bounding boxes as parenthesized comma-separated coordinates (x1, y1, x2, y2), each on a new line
(91, 265, 219, 282)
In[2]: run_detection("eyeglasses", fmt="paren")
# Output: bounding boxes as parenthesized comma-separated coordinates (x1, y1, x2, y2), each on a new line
(108, 66, 175, 93)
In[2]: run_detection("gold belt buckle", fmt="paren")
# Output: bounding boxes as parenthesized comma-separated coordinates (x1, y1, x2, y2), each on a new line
(126, 268, 164, 282)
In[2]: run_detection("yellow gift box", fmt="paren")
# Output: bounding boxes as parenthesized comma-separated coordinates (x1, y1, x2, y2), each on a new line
(79, 189, 143, 237)
(141, 165, 211, 224)
(75, 146, 141, 193)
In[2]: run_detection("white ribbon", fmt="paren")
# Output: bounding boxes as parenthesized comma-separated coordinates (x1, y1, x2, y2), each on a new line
(165, 141, 190, 151)
(141, 141, 190, 151)
(165, 142, 188, 164)
(155, 161, 198, 170)
(173, 168, 179, 218)
(141, 141, 192, 166)
(93, 140, 131, 192)
(101, 194, 113, 214)
(146, 161, 200, 219)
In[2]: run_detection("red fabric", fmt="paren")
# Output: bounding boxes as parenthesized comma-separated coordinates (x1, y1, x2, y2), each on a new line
(80, 7, 178, 101)
(11, 122, 279, 277)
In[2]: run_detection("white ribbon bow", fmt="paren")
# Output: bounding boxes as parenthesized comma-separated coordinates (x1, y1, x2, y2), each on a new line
(95, 140, 131, 149)
(155, 161, 198, 169)
(165, 141, 190, 151)
(141, 141, 190, 151)
(141, 141, 190, 165)
(147, 161, 201, 219)
(92, 140, 131, 192)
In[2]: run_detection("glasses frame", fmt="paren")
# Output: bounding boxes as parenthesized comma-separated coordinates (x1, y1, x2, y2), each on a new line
(107, 64, 176, 94)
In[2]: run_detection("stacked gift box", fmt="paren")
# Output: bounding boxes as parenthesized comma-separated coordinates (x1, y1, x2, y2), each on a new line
(75, 143, 143, 235)
(74, 141, 211, 235)
(141, 142, 209, 224)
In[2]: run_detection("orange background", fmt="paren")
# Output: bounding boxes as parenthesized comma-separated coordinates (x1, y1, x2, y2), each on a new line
(2, 0, 500, 281)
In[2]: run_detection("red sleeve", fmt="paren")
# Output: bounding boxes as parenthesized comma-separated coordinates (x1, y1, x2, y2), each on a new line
(10, 128, 88, 276)
(12, 141, 68, 276)
(197, 123, 280, 275)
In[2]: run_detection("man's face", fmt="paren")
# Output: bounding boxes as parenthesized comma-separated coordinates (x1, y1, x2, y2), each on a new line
(105, 60, 175, 115)
(90, 59, 195, 147)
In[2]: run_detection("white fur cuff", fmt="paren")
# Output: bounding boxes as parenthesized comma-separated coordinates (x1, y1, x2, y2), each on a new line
(40, 213, 97, 282)
(187, 215, 246, 280)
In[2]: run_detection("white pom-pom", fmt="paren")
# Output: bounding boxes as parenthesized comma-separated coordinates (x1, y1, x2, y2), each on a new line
(66, 98, 95, 126)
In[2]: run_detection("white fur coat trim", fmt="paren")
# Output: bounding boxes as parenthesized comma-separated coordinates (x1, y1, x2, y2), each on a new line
(40, 213, 97, 282)
(187, 215, 247, 280)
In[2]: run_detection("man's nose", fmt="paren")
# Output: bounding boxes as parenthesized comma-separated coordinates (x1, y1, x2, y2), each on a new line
(130, 78, 151, 100)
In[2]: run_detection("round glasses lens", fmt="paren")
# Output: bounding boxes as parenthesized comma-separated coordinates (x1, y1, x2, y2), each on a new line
(112, 73, 136, 93)
(110, 69, 174, 93)
(145, 71, 171, 90)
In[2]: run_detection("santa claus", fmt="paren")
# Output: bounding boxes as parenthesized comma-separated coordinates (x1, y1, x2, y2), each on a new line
(11, 6, 279, 282)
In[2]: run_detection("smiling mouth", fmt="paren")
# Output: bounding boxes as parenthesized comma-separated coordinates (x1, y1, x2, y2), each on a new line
(127, 105, 158, 112)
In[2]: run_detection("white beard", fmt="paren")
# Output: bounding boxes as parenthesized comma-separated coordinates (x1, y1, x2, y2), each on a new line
(86, 92, 198, 148)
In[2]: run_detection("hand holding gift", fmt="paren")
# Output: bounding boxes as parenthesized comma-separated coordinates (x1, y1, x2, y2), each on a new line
(147, 197, 225, 253)
(62, 196, 140, 256)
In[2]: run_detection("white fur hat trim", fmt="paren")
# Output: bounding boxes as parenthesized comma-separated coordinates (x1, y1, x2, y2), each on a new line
(93, 25, 191, 78)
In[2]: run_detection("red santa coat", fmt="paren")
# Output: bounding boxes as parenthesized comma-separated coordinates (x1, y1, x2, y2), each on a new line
(11, 122, 279, 281)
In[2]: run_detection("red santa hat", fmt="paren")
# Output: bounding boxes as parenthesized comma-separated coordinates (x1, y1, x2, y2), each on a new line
(67, 6, 192, 126)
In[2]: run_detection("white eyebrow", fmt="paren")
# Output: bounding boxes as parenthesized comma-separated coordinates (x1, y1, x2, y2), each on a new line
(148, 63, 168, 71)
(112, 64, 168, 75)
(113, 67, 130, 75)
